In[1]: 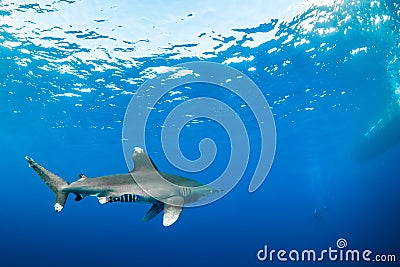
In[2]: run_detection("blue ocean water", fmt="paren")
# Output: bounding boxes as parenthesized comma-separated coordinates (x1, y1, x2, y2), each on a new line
(1, 0, 399, 266)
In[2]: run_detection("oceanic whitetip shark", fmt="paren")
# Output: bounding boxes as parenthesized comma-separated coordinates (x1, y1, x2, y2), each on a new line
(25, 147, 218, 226)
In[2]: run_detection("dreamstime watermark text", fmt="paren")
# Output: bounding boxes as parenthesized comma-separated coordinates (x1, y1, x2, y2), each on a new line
(257, 238, 396, 263)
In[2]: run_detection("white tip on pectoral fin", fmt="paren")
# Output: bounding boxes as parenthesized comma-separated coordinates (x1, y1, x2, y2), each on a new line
(162, 196, 184, 227)
(163, 205, 183, 226)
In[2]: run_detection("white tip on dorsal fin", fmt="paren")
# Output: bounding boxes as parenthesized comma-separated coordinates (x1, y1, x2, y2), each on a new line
(131, 147, 159, 172)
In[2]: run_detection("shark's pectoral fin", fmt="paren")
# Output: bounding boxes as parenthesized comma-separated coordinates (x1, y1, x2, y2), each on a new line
(143, 202, 164, 222)
(163, 196, 184, 227)
(163, 204, 183, 227)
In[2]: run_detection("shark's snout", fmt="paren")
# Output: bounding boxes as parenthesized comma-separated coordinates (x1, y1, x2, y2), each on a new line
(199, 187, 221, 197)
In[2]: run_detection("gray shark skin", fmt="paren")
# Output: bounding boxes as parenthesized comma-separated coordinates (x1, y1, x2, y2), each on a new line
(25, 147, 218, 226)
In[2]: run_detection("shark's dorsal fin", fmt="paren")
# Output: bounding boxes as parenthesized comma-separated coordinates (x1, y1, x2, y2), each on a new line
(131, 147, 159, 173)
(163, 196, 184, 227)
(77, 174, 87, 182)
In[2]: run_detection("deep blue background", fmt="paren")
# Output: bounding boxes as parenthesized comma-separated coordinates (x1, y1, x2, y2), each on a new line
(1, 1, 399, 266)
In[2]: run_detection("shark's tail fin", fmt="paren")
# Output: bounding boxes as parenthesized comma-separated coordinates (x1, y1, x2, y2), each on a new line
(25, 156, 70, 212)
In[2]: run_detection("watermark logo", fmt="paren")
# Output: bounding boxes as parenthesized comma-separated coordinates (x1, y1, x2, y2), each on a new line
(257, 238, 397, 263)
(336, 238, 347, 249)
(122, 61, 276, 207)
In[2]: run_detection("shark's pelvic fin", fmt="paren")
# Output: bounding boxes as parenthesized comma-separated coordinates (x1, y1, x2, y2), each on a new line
(25, 156, 70, 212)
(143, 202, 164, 222)
(131, 147, 159, 172)
(163, 196, 184, 227)
(97, 196, 108, 204)
(74, 194, 83, 201)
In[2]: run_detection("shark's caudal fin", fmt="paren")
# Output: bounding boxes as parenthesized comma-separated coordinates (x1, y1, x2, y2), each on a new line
(25, 156, 70, 212)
